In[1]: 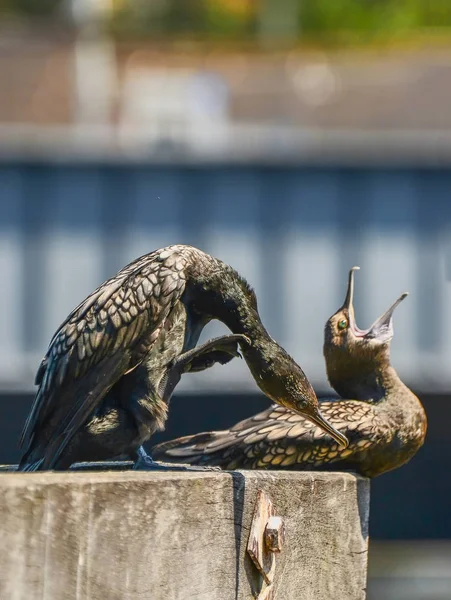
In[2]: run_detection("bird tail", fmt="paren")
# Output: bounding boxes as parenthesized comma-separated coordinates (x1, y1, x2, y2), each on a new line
(151, 430, 238, 468)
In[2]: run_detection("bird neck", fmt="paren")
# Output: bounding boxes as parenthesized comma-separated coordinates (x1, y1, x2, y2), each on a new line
(187, 264, 282, 380)
(224, 306, 270, 343)
(326, 343, 427, 457)
(220, 302, 281, 371)
(324, 345, 404, 403)
(189, 262, 273, 348)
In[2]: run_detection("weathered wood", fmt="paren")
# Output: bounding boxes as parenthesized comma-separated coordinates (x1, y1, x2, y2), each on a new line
(247, 490, 286, 599)
(0, 470, 369, 600)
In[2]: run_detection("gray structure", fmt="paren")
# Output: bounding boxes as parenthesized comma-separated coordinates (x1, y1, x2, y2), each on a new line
(0, 160, 449, 393)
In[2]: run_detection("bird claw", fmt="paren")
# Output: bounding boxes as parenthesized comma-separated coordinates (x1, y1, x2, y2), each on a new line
(238, 334, 251, 346)
(223, 334, 250, 358)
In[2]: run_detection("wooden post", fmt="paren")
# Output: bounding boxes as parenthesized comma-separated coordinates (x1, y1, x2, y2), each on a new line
(0, 470, 369, 600)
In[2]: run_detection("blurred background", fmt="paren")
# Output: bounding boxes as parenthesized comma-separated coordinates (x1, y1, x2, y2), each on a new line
(0, 1, 451, 598)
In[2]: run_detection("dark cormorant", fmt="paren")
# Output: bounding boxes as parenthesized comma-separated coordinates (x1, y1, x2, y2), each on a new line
(18, 245, 347, 471)
(152, 267, 427, 478)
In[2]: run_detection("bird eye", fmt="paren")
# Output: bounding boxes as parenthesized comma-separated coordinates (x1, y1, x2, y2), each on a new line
(337, 318, 348, 330)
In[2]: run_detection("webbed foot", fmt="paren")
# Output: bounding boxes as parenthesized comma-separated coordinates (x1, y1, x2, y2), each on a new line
(174, 334, 251, 373)
(133, 448, 221, 472)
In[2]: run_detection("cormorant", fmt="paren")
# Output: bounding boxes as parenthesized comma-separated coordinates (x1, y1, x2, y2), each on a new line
(18, 245, 347, 471)
(152, 267, 427, 478)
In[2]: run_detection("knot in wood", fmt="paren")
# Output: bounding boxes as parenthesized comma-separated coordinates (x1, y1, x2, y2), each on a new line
(264, 515, 285, 553)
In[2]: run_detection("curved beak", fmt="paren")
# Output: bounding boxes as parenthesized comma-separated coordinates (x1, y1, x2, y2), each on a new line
(306, 407, 349, 448)
(283, 370, 349, 448)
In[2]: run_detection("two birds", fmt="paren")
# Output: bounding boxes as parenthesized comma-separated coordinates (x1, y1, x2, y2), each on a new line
(18, 244, 426, 477)
(153, 267, 427, 478)
(18, 244, 346, 472)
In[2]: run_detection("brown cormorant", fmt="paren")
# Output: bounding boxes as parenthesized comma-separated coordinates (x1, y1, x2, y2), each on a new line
(152, 267, 427, 478)
(18, 245, 347, 471)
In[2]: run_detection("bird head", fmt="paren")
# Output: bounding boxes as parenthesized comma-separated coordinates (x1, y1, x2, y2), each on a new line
(324, 267, 408, 394)
(243, 340, 349, 448)
(325, 266, 407, 353)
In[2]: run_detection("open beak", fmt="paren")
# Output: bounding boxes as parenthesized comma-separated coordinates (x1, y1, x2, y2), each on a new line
(342, 266, 365, 336)
(364, 293, 408, 342)
(306, 407, 349, 448)
(342, 266, 408, 342)
(342, 266, 360, 312)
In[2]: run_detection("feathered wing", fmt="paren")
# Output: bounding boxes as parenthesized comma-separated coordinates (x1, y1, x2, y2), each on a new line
(151, 401, 378, 470)
(20, 247, 189, 469)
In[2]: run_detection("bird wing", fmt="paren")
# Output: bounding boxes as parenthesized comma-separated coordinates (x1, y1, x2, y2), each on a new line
(20, 247, 188, 467)
(151, 401, 377, 469)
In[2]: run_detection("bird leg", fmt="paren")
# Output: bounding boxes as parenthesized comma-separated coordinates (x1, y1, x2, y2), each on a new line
(128, 336, 250, 472)
(123, 379, 220, 471)
(132, 446, 221, 472)
(158, 333, 249, 401)
(171, 334, 250, 373)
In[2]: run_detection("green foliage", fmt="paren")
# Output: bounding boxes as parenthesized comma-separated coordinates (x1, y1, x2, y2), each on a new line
(0, 0, 62, 17)
(300, 1, 414, 35)
(109, 0, 255, 39)
(299, 0, 451, 34)
(202, 1, 255, 38)
(109, 0, 451, 42)
(2, 0, 451, 43)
